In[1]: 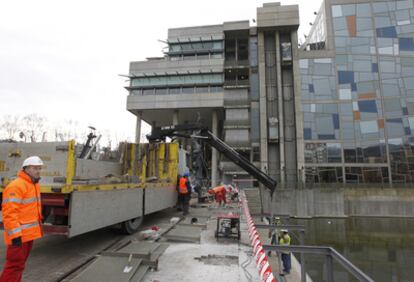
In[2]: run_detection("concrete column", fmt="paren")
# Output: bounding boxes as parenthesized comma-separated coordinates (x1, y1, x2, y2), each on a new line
(135, 111, 142, 144)
(173, 110, 179, 125)
(258, 32, 268, 173)
(275, 32, 285, 184)
(211, 110, 218, 187)
(291, 29, 305, 184)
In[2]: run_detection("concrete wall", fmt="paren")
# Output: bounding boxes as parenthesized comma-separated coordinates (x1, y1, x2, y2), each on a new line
(257, 4, 299, 28)
(127, 92, 224, 110)
(168, 24, 223, 40)
(129, 58, 223, 77)
(345, 188, 414, 217)
(268, 188, 414, 218)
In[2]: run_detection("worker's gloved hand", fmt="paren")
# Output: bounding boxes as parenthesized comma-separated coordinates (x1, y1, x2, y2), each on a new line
(12, 237, 22, 247)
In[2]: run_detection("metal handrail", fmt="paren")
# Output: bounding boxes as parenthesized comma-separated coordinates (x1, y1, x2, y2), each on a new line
(262, 244, 374, 282)
(257, 224, 306, 281)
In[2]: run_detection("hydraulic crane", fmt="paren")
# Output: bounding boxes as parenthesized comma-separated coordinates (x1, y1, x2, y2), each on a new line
(147, 124, 277, 195)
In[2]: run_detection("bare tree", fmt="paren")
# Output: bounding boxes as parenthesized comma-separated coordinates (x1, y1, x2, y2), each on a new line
(21, 114, 46, 142)
(1, 115, 20, 140)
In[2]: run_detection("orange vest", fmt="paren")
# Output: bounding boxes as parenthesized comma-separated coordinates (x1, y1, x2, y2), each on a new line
(2, 170, 43, 245)
(179, 177, 188, 194)
(212, 185, 226, 194)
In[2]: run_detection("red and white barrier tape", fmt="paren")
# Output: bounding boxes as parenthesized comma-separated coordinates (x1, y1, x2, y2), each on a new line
(241, 192, 276, 282)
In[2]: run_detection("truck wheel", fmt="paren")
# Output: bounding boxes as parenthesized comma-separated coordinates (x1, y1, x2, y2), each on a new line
(120, 216, 143, 234)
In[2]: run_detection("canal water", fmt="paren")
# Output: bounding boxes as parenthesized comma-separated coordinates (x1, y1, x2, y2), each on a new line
(290, 217, 414, 282)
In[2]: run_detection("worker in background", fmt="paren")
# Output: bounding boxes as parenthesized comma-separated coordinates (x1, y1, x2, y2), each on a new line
(227, 183, 239, 202)
(208, 184, 227, 206)
(0, 156, 44, 282)
(279, 229, 292, 276)
(178, 172, 191, 216)
(267, 216, 282, 257)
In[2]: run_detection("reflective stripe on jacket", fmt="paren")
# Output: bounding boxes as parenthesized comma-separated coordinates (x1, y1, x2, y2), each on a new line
(179, 177, 188, 194)
(2, 170, 43, 245)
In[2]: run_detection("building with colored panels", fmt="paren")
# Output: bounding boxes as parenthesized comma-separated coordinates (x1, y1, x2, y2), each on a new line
(300, 0, 414, 184)
(126, 0, 414, 186)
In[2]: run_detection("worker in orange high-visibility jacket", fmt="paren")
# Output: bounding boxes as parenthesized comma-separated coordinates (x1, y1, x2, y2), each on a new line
(0, 156, 44, 282)
(178, 172, 191, 216)
(208, 184, 227, 206)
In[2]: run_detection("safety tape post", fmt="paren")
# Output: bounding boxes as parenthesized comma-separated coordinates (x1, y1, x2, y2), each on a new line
(241, 191, 276, 282)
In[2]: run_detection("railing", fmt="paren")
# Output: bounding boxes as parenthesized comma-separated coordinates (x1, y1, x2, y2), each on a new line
(256, 224, 306, 281)
(257, 223, 374, 282)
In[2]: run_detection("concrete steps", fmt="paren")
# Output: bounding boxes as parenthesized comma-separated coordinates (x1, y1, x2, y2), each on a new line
(243, 188, 262, 215)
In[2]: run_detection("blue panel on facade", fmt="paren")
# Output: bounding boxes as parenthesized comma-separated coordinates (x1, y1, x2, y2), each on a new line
(304, 128, 312, 140)
(371, 63, 378, 73)
(403, 107, 409, 115)
(333, 114, 340, 129)
(399, 38, 414, 51)
(338, 71, 354, 84)
(387, 118, 403, 123)
(358, 100, 377, 113)
(405, 127, 411, 135)
(376, 26, 397, 38)
(351, 83, 357, 91)
(318, 134, 336, 140)
(308, 84, 315, 93)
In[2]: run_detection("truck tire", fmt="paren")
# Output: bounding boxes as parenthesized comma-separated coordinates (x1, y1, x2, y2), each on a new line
(120, 216, 143, 234)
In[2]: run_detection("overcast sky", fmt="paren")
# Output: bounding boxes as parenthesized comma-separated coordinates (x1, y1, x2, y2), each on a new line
(0, 0, 322, 145)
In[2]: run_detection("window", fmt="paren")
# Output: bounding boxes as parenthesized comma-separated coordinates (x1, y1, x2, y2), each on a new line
(155, 88, 167, 95)
(210, 86, 223, 93)
(237, 39, 249, 61)
(305, 167, 343, 183)
(338, 71, 354, 84)
(195, 86, 209, 93)
(345, 167, 388, 183)
(168, 88, 181, 94)
(225, 39, 236, 61)
(305, 143, 342, 163)
(142, 89, 154, 95)
(182, 87, 194, 94)
(376, 26, 397, 38)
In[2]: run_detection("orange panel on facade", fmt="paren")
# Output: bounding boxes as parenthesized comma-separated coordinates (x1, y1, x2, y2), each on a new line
(346, 15, 356, 37)
(353, 111, 360, 120)
(359, 92, 376, 99)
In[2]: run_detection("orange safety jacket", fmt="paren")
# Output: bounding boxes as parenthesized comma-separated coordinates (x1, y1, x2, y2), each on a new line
(211, 185, 226, 195)
(179, 177, 188, 194)
(2, 170, 43, 245)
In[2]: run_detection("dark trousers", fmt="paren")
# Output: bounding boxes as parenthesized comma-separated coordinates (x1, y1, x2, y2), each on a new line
(0, 240, 34, 282)
(281, 253, 291, 274)
(194, 186, 202, 203)
(178, 193, 190, 215)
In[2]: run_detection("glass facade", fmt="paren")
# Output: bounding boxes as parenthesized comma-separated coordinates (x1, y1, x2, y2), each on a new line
(301, 0, 414, 184)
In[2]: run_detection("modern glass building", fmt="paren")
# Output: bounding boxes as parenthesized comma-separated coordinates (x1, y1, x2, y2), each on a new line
(300, 0, 414, 185)
(126, 0, 414, 187)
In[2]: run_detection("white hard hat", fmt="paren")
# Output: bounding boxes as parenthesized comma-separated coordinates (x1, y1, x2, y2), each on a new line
(281, 229, 288, 233)
(22, 156, 44, 168)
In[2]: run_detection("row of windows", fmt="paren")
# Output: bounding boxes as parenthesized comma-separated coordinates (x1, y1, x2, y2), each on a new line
(169, 40, 224, 53)
(131, 73, 223, 88)
(130, 85, 223, 95)
(305, 166, 390, 184)
(169, 53, 223, 61)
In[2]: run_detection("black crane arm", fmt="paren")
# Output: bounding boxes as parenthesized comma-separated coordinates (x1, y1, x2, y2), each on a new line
(147, 124, 277, 194)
